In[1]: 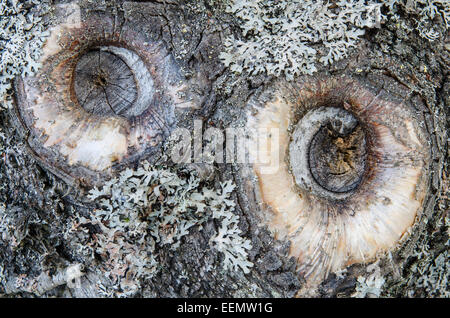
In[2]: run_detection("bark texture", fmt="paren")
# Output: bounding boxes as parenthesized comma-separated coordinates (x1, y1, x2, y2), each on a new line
(0, 0, 448, 298)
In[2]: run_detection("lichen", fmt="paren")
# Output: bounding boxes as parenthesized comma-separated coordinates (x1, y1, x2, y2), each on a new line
(220, 0, 449, 80)
(352, 263, 385, 298)
(383, 170, 449, 298)
(385, 0, 449, 41)
(0, 0, 51, 109)
(403, 214, 449, 297)
(220, 0, 383, 80)
(0, 127, 5, 172)
(0, 0, 447, 298)
(209, 181, 253, 274)
(1, 263, 84, 295)
(69, 161, 253, 296)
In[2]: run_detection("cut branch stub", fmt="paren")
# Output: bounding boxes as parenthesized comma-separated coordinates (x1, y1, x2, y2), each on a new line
(290, 107, 367, 198)
(12, 9, 203, 185)
(245, 75, 431, 287)
(74, 50, 138, 117)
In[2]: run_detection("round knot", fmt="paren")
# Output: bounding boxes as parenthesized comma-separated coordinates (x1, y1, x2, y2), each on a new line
(289, 107, 367, 199)
(74, 49, 138, 117)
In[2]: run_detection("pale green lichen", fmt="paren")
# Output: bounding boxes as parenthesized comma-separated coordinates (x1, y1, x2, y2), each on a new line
(0, 0, 51, 109)
(386, 0, 449, 41)
(405, 216, 449, 297)
(220, 0, 384, 80)
(353, 275, 386, 298)
(220, 0, 449, 80)
(0, 127, 5, 164)
(1, 263, 84, 295)
(209, 181, 253, 274)
(352, 263, 385, 298)
(77, 162, 252, 296)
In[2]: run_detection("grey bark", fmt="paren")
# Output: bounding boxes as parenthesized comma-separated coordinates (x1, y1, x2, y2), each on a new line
(0, 0, 448, 298)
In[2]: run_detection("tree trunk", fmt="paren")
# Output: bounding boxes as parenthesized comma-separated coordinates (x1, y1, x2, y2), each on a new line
(0, 0, 448, 298)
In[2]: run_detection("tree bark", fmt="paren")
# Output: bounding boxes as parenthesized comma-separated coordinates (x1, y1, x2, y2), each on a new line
(0, 0, 448, 298)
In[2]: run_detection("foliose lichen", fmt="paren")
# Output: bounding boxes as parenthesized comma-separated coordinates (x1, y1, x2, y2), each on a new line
(402, 214, 449, 297)
(352, 263, 385, 298)
(72, 161, 253, 296)
(220, 0, 449, 80)
(220, 0, 384, 80)
(0, 0, 51, 109)
(386, 0, 449, 41)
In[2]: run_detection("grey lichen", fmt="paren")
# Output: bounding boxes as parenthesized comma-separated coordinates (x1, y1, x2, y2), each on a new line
(0, 127, 5, 176)
(0, 0, 51, 109)
(209, 181, 253, 274)
(1, 263, 84, 295)
(78, 161, 252, 296)
(220, 0, 449, 80)
(352, 263, 385, 298)
(0, 0, 447, 298)
(220, 0, 384, 80)
(386, 0, 450, 41)
(403, 214, 449, 297)
(382, 173, 449, 298)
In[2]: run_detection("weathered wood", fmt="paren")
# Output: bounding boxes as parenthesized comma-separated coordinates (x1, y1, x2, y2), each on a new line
(0, 0, 448, 298)
(74, 50, 137, 117)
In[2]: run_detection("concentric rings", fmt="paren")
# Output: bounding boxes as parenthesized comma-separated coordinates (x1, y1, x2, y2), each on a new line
(245, 75, 431, 284)
(13, 10, 193, 184)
